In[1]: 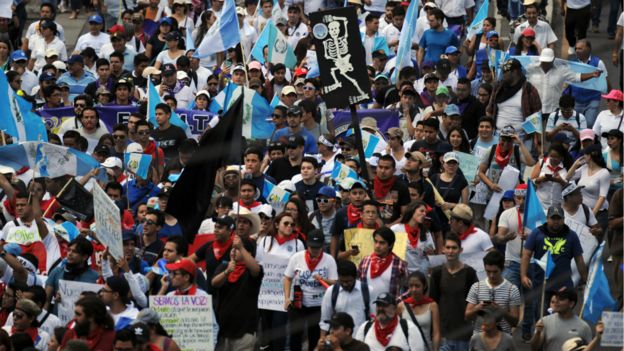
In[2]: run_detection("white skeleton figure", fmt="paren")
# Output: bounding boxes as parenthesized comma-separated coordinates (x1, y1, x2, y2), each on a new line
(322, 15, 367, 96)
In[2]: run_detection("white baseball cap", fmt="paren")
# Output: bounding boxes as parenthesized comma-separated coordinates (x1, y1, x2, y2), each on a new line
(539, 48, 555, 62)
(126, 142, 143, 153)
(101, 157, 123, 168)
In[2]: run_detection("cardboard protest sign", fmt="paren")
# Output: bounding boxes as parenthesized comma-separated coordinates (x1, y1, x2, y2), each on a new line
(601, 311, 623, 347)
(258, 253, 290, 312)
(456, 152, 481, 184)
(58, 280, 103, 325)
(150, 295, 215, 351)
(93, 183, 123, 260)
(343, 228, 407, 266)
(309, 7, 371, 108)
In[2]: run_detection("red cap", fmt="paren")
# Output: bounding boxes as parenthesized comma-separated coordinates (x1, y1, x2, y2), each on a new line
(294, 67, 308, 77)
(515, 184, 528, 191)
(165, 259, 196, 277)
(109, 24, 125, 36)
(521, 27, 536, 38)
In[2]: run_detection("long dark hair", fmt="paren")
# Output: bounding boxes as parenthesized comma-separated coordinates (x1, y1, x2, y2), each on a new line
(588, 148, 608, 168)
(513, 35, 538, 55)
(400, 200, 428, 241)
(267, 212, 295, 252)
(447, 127, 471, 153)
(75, 296, 115, 330)
(285, 197, 315, 234)
(548, 143, 574, 170)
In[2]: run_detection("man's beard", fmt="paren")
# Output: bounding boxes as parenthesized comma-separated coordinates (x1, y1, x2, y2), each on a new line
(74, 319, 91, 337)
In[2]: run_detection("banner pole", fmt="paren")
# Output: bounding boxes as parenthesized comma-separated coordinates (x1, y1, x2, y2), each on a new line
(43, 176, 74, 218)
(349, 104, 374, 200)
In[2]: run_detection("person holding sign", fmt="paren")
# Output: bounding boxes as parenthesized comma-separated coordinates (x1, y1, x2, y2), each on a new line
(358, 227, 408, 302)
(330, 180, 367, 258)
(337, 200, 382, 261)
(284, 230, 338, 351)
(390, 201, 436, 274)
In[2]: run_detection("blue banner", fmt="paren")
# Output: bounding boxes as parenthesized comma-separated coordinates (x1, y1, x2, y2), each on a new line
(38, 105, 217, 136)
(332, 109, 400, 138)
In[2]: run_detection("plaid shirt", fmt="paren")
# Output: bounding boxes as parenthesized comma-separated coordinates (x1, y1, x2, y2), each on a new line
(358, 254, 408, 300)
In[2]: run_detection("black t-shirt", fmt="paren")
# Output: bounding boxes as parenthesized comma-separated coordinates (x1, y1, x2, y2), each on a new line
(195, 239, 256, 295)
(152, 125, 187, 161)
(213, 265, 264, 338)
(295, 180, 324, 211)
(139, 238, 164, 266)
(266, 157, 302, 184)
(429, 172, 468, 204)
(148, 35, 166, 59)
(376, 178, 411, 223)
(410, 139, 440, 159)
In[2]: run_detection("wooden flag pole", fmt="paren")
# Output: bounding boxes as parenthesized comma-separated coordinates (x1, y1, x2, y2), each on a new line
(42, 176, 74, 218)
(0, 130, 5, 146)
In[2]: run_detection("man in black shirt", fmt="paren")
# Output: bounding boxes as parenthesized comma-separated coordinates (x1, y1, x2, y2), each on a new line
(266, 135, 305, 184)
(151, 103, 187, 161)
(139, 209, 165, 266)
(453, 78, 485, 139)
(295, 156, 324, 211)
(316, 313, 370, 351)
(373, 155, 410, 224)
(410, 117, 441, 161)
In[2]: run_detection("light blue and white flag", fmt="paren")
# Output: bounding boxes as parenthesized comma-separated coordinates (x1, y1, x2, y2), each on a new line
(185, 26, 195, 51)
(195, 0, 240, 58)
(271, 0, 284, 21)
(262, 179, 291, 212)
(267, 20, 297, 68)
(532, 249, 555, 279)
(209, 84, 274, 139)
(0, 70, 47, 142)
(124, 152, 152, 180)
(487, 47, 507, 72)
(360, 32, 392, 57)
(466, 0, 489, 39)
(523, 180, 547, 232)
(521, 111, 542, 134)
(147, 79, 190, 135)
(390, 0, 418, 84)
(0, 142, 103, 179)
(346, 128, 381, 158)
(250, 20, 271, 63)
(331, 161, 359, 184)
(582, 242, 617, 323)
(269, 94, 280, 109)
(512, 55, 608, 93)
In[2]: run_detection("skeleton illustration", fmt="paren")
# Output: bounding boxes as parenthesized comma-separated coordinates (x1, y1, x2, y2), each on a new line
(321, 15, 367, 97)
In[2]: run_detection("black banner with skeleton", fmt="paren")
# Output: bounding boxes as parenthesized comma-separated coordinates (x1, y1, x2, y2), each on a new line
(309, 7, 371, 109)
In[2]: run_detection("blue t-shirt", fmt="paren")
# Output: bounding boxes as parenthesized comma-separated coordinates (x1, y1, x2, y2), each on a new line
(419, 29, 460, 64)
(158, 222, 183, 239)
(524, 225, 583, 289)
(271, 128, 319, 154)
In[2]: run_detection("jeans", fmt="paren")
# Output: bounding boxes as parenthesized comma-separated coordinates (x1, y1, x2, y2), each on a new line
(504, 261, 522, 292)
(508, 0, 524, 20)
(574, 99, 601, 128)
(441, 338, 470, 351)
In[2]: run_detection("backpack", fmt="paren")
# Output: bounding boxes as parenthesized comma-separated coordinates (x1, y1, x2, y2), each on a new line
(485, 144, 523, 182)
(363, 318, 409, 343)
(331, 281, 371, 321)
(552, 108, 581, 128)
(580, 203, 591, 227)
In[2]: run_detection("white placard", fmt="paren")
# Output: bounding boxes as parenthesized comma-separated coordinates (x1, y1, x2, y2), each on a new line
(257, 253, 289, 312)
(58, 280, 103, 325)
(484, 166, 520, 220)
(0, 0, 10, 19)
(601, 311, 624, 347)
(93, 183, 123, 260)
(150, 295, 215, 351)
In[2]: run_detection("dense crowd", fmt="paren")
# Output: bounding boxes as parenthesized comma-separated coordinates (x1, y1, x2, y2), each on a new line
(0, 0, 621, 350)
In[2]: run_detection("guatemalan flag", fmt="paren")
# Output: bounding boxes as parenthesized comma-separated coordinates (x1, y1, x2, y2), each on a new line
(523, 180, 547, 232)
(124, 152, 152, 180)
(466, 0, 489, 39)
(267, 20, 297, 69)
(262, 179, 290, 212)
(0, 142, 104, 179)
(582, 242, 617, 323)
(346, 129, 381, 158)
(512, 55, 608, 92)
(0, 70, 47, 142)
(147, 79, 190, 135)
(331, 161, 359, 185)
(390, 0, 418, 84)
(209, 84, 274, 139)
(250, 20, 272, 64)
(521, 111, 543, 134)
(195, 0, 240, 58)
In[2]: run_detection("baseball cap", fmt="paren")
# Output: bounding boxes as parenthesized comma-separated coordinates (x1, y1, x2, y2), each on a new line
(444, 104, 460, 116)
(374, 74, 389, 82)
(444, 46, 459, 55)
(162, 63, 177, 76)
(579, 129, 595, 141)
(514, 183, 528, 196)
(248, 61, 262, 71)
(580, 143, 601, 155)
(165, 258, 196, 277)
(553, 133, 571, 144)
(326, 312, 355, 330)
(196, 90, 210, 99)
(317, 186, 337, 199)
(306, 229, 324, 248)
(294, 67, 308, 77)
(282, 85, 297, 96)
(499, 125, 516, 137)
(561, 181, 585, 198)
(102, 157, 123, 169)
(53, 60, 67, 71)
(68, 55, 84, 65)
(547, 205, 565, 218)
(232, 65, 245, 73)
(601, 89, 624, 101)
(443, 151, 459, 163)
(257, 204, 273, 218)
(213, 216, 235, 229)
(275, 17, 287, 26)
(561, 337, 588, 351)
(159, 17, 174, 26)
(39, 71, 56, 82)
(502, 190, 515, 200)
(424, 72, 439, 82)
(435, 85, 449, 96)
(88, 14, 104, 24)
(373, 292, 397, 306)
(539, 48, 555, 63)
(451, 204, 473, 221)
(601, 129, 623, 139)
(405, 151, 426, 163)
(287, 134, 305, 148)
(346, 178, 367, 191)
(521, 27, 536, 38)
(435, 59, 451, 75)
(165, 31, 181, 41)
(45, 48, 59, 58)
(385, 127, 404, 139)
(502, 58, 522, 72)
(287, 105, 302, 116)
(176, 71, 189, 80)
(10, 50, 28, 62)
(126, 142, 143, 153)
(486, 30, 499, 39)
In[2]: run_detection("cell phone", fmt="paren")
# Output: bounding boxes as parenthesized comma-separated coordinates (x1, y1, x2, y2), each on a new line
(483, 300, 491, 305)
(545, 174, 553, 179)
(351, 245, 359, 251)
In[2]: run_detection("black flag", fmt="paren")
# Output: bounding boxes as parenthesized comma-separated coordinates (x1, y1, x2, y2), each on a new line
(309, 7, 372, 109)
(166, 95, 244, 241)
(56, 179, 94, 221)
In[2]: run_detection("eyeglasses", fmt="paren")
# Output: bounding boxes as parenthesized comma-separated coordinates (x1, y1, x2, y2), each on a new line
(316, 198, 330, 204)
(303, 86, 315, 91)
(144, 219, 156, 226)
(113, 134, 126, 139)
(74, 103, 86, 108)
(281, 221, 295, 227)
(136, 131, 150, 136)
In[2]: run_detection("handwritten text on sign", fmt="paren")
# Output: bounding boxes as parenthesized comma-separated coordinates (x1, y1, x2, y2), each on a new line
(258, 253, 289, 312)
(601, 311, 623, 347)
(58, 280, 103, 325)
(150, 295, 214, 351)
(93, 182, 123, 260)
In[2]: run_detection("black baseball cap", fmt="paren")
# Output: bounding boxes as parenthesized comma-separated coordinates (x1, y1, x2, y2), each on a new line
(287, 135, 305, 148)
(373, 292, 397, 306)
(162, 63, 177, 76)
(213, 216, 235, 229)
(601, 129, 623, 139)
(306, 229, 324, 248)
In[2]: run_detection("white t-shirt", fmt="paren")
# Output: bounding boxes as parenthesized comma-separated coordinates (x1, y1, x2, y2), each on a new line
(592, 109, 624, 147)
(572, 165, 611, 210)
(355, 317, 426, 351)
(78, 124, 110, 153)
(495, 88, 524, 131)
(284, 251, 338, 307)
(75, 32, 111, 56)
(545, 110, 587, 145)
(25, 21, 65, 42)
(512, 20, 558, 49)
(29, 36, 68, 72)
(498, 207, 527, 263)
(461, 227, 493, 256)
(564, 205, 598, 227)
(535, 158, 568, 208)
(384, 25, 401, 54)
(155, 50, 185, 67)
(367, 257, 393, 306)
(436, 0, 475, 17)
(255, 235, 305, 263)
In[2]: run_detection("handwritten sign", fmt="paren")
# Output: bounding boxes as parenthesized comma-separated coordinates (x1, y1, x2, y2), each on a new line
(58, 280, 103, 325)
(93, 183, 123, 260)
(601, 311, 623, 347)
(258, 253, 289, 312)
(456, 152, 481, 184)
(150, 295, 215, 351)
(343, 228, 407, 266)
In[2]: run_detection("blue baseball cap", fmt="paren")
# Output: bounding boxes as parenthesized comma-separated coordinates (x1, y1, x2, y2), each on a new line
(317, 186, 336, 199)
(445, 46, 459, 55)
(39, 71, 56, 82)
(502, 190, 515, 200)
(159, 17, 173, 26)
(10, 50, 28, 62)
(486, 30, 500, 39)
(88, 14, 103, 24)
(444, 104, 460, 116)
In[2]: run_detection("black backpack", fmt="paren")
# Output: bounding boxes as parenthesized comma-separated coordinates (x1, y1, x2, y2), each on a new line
(552, 108, 581, 127)
(331, 281, 371, 321)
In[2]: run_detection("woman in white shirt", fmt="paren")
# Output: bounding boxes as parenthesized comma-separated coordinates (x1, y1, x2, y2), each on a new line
(397, 271, 441, 351)
(154, 31, 185, 69)
(29, 20, 68, 73)
(531, 143, 572, 208)
(391, 201, 435, 274)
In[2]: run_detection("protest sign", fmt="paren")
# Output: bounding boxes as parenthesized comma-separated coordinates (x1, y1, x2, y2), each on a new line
(343, 228, 407, 266)
(93, 182, 123, 260)
(58, 280, 103, 325)
(601, 311, 623, 347)
(258, 253, 290, 312)
(150, 295, 215, 351)
(456, 152, 481, 184)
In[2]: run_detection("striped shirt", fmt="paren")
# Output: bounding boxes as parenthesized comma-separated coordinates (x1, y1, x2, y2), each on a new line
(466, 279, 521, 334)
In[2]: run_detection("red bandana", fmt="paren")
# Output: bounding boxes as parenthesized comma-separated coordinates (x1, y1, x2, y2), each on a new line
(459, 225, 477, 241)
(546, 158, 562, 173)
(212, 235, 233, 261)
(227, 263, 247, 283)
(374, 316, 399, 346)
(346, 204, 362, 225)
(403, 296, 434, 307)
(494, 143, 512, 169)
(370, 252, 393, 279)
(374, 176, 397, 199)
(405, 223, 421, 248)
(239, 200, 261, 210)
(12, 326, 38, 342)
(174, 284, 198, 295)
(275, 233, 296, 245)
(305, 250, 323, 272)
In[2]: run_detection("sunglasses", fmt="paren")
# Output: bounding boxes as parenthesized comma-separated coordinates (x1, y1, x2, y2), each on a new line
(281, 221, 295, 227)
(113, 134, 126, 139)
(136, 131, 150, 136)
(303, 86, 316, 91)
(272, 114, 284, 118)
(316, 198, 330, 204)
(74, 103, 86, 108)
(144, 219, 156, 226)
